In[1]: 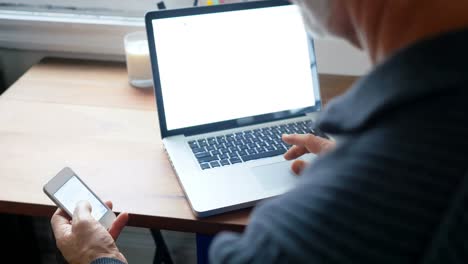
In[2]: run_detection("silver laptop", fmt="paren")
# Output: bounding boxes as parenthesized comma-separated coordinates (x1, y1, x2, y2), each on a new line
(145, 0, 325, 217)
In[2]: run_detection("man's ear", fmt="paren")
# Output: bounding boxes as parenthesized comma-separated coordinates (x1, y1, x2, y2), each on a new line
(327, 0, 363, 50)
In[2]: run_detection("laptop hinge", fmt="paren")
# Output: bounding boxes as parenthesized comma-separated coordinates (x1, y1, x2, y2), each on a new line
(183, 113, 308, 137)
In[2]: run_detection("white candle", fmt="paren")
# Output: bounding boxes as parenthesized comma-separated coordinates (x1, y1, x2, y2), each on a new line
(124, 32, 153, 88)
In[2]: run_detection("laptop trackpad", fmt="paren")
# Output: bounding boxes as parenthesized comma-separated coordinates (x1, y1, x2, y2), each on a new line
(251, 161, 298, 191)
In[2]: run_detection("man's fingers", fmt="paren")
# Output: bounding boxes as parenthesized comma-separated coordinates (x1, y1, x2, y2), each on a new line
(283, 133, 334, 154)
(52, 207, 71, 225)
(102, 200, 127, 240)
(109, 212, 129, 241)
(304, 135, 335, 154)
(105, 201, 113, 210)
(284, 145, 308, 160)
(282, 134, 310, 146)
(72, 200, 93, 226)
(51, 207, 72, 241)
(291, 160, 308, 175)
(51, 207, 71, 231)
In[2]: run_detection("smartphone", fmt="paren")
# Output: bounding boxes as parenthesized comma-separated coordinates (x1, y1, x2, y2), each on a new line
(43, 167, 116, 229)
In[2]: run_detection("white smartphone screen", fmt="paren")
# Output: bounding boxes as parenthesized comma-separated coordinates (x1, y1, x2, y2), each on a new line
(54, 176, 108, 220)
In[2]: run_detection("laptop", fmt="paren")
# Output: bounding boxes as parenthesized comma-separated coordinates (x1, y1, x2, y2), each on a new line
(145, 0, 326, 217)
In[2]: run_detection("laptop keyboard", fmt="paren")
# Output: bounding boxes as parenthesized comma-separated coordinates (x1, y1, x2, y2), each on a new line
(188, 120, 329, 170)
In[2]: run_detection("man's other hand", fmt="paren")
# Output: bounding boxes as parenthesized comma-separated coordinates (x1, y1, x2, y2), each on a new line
(282, 133, 335, 175)
(51, 200, 129, 264)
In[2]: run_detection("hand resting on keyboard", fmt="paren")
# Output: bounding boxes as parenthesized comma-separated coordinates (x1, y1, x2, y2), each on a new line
(282, 134, 335, 175)
(188, 121, 333, 170)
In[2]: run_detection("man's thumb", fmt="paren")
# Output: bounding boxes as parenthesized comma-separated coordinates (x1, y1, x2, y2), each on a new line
(73, 200, 92, 220)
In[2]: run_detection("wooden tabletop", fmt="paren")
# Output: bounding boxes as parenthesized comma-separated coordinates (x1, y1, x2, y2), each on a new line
(0, 58, 357, 234)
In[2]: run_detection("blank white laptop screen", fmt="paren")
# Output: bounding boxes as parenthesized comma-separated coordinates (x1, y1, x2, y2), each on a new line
(152, 5, 316, 131)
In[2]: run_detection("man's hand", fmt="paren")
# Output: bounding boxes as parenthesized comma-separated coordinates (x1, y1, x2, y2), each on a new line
(51, 201, 129, 264)
(282, 134, 335, 175)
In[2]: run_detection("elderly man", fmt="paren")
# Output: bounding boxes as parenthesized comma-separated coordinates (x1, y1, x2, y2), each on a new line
(51, 0, 468, 263)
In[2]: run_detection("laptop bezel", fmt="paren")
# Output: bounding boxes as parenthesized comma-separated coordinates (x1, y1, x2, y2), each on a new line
(145, 0, 322, 138)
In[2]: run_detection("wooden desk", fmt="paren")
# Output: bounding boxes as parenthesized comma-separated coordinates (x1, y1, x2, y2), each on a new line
(0, 58, 356, 235)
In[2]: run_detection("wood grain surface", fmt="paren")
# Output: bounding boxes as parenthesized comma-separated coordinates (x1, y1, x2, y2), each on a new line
(0, 58, 357, 234)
